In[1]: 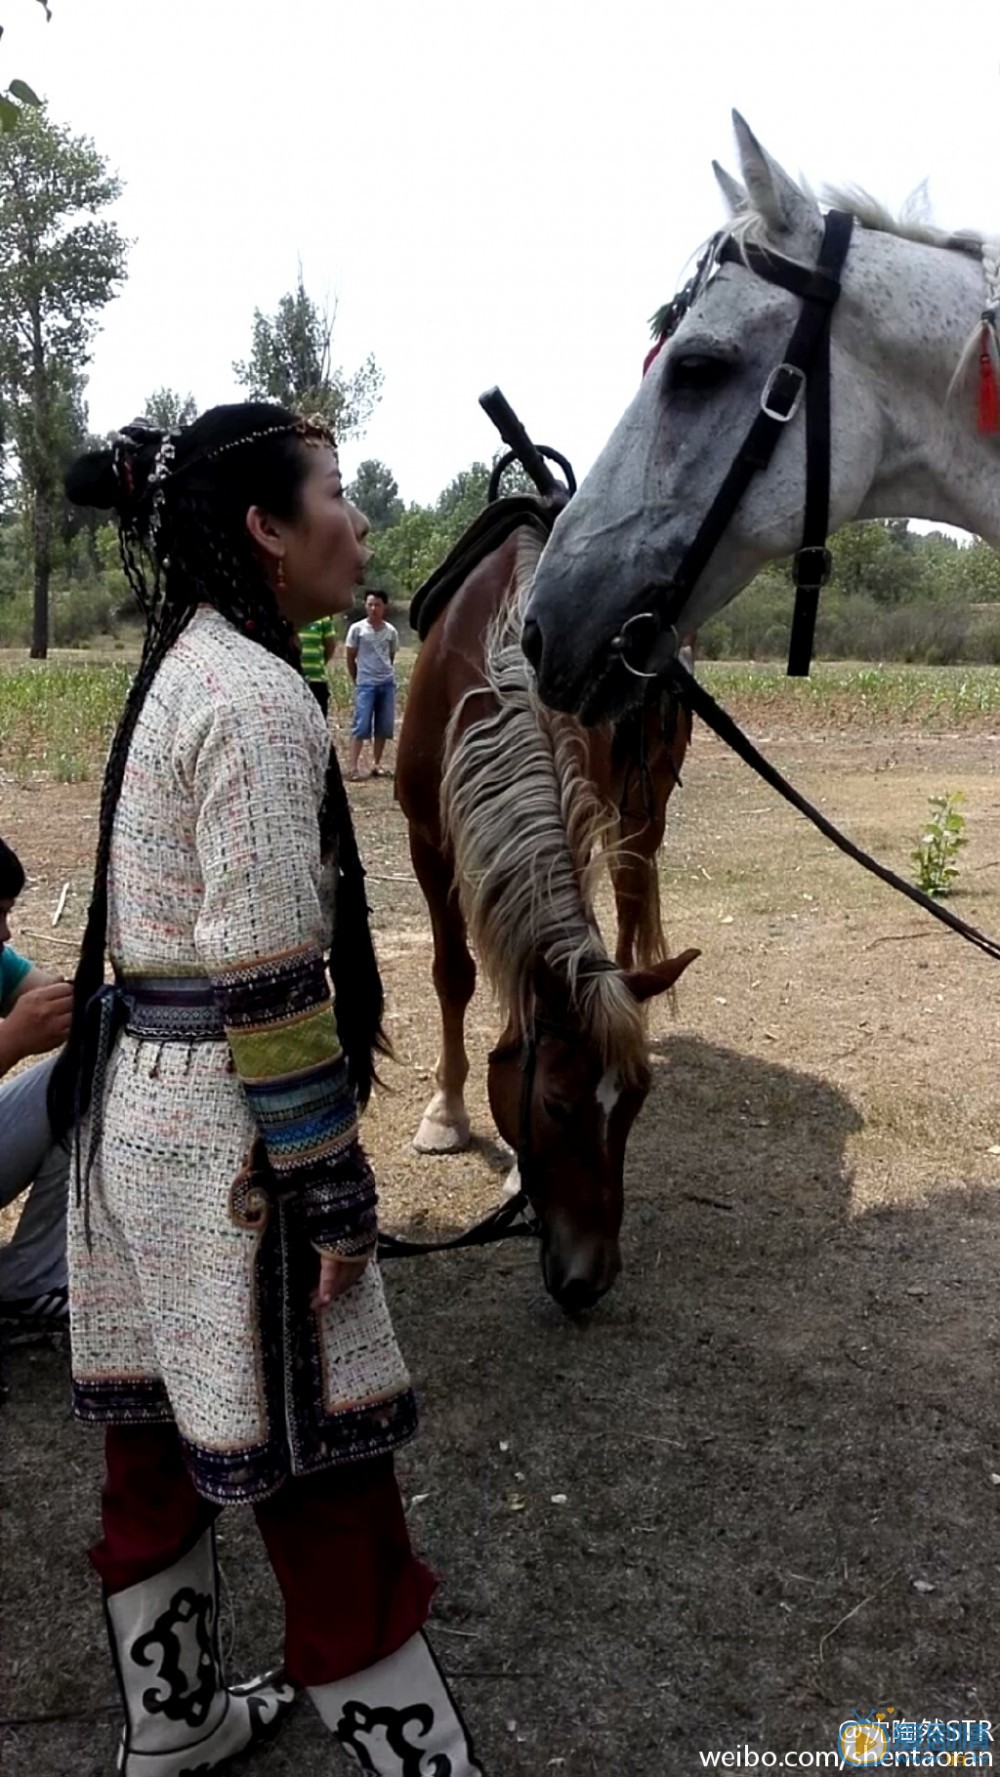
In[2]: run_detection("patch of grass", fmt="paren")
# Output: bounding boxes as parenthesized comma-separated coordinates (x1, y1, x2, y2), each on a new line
(52, 751, 90, 784)
(5, 653, 999, 785)
(701, 661, 1000, 728)
(0, 659, 131, 778)
(0, 649, 418, 781)
(328, 651, 415, 715)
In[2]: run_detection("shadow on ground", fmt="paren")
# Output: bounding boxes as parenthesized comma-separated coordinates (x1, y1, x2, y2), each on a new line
(2, 1035, 998, 1772)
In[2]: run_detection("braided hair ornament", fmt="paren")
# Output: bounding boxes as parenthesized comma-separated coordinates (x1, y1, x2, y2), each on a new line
(641, 234, 726, 380)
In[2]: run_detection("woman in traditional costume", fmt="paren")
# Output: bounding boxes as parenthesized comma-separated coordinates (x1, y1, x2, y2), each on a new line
(53, 405, 483, 1775)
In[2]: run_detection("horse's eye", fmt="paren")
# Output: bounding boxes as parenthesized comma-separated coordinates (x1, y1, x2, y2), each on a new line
(542, 1096, 574, 1127)
(668, 354, 730, 393)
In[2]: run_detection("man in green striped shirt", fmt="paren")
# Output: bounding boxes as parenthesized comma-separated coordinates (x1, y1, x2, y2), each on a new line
(298, 618, 337, 719)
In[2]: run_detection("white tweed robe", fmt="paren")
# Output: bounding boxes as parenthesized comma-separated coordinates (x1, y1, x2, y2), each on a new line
(69, 607, 415, 1503)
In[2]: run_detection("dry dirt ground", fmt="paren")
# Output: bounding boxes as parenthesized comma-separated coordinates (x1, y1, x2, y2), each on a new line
(3, 708, 1000, 1773)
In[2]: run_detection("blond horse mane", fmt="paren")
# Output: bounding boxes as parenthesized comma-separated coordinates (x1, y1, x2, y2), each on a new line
(721, 179, 1000, 412)
(440, 527, 648, 1082)
(724, 178, 987, 260)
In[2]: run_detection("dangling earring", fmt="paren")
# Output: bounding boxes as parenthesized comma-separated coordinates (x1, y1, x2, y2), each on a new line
(276, 558, 287, 595)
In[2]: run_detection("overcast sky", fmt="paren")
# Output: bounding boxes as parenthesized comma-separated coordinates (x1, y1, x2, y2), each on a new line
(6, 0, 1000, 506)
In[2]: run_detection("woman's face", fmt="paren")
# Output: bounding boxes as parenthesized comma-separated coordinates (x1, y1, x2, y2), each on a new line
(256, 444, 372, 622)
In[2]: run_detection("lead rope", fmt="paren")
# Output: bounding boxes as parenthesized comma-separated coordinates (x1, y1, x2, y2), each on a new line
(666, 661, 1000, 965)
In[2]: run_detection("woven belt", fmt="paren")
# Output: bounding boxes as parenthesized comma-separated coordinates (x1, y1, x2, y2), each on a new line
(118, 975, 226, 1043)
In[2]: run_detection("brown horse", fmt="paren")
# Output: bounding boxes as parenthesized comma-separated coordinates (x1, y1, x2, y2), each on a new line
(396, 526, 698, 1312)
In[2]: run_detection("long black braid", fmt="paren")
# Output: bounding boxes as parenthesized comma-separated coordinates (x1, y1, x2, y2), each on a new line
(49, 402, 388, 1142)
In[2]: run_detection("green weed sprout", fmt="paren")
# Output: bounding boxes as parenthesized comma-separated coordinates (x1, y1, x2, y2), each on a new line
(912, 791, 967, 898)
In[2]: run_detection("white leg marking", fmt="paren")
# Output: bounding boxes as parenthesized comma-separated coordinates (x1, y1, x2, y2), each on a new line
(501, 1162, 522, 1200)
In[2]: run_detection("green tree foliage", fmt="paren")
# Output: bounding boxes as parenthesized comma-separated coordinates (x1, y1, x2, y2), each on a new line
(0, 106, 127, 654)
(831, 519, 932, 604)
(347, 458, 403, 532)
(701, 519, 1000, 663)
(371, 505, 449, 601)
(144, 386, 198, 430)
(953, 537, 1000, 603)
(233, 271, 382, 441)
(434, 456, 536, 537)
(0, 2, 48, 135)
(363, 452, 560, 612)
(434, 462, 492, 541)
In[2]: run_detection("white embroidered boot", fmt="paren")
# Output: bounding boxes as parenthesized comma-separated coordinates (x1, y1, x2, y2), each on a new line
(308, 1630, 484, 1774)
(105, 1526, 297, 1774)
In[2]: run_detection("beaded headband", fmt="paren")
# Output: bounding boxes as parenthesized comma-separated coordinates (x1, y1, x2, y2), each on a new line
(200, 414, 335, 463)
(111, 412, 335, 511)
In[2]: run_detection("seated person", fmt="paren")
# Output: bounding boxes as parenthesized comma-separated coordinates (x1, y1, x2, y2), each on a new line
(0, 836, 74, 1327)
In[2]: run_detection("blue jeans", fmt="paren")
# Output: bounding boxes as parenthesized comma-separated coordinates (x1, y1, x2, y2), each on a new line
(351, 681, 395, 741)
(0, 1054, 69, 1300)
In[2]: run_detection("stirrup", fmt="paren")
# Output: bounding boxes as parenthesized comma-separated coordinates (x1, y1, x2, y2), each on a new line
(105, 1526, 296, 1774)
(308, 1629, 484, 1774)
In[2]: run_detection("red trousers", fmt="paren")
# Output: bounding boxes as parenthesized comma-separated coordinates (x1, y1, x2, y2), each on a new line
(92, 1424, 437, 1687)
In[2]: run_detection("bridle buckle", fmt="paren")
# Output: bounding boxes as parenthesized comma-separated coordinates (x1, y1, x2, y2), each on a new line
(793, 544, 832, 591)
(760, 362, 806, 424)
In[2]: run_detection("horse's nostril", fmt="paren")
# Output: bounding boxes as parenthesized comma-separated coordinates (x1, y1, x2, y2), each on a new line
(555, 1276, 602, 1317)
(521, 616, 543, 672)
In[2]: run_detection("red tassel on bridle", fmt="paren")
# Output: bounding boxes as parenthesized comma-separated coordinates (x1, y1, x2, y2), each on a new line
(978, 318, 999, 434)
(642, 341, 664, 383)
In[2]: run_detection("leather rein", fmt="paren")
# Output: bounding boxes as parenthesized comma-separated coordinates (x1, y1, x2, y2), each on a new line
(377, 1025, 543, 1262)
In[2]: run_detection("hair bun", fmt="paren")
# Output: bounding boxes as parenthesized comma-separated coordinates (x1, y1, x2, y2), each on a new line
(64, 422, 165, 513)
(64, 447, 119, 510)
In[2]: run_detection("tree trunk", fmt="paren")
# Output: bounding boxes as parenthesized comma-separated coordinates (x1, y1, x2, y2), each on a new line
(28, 301, 48, 659)
(30, 480, 51, 658)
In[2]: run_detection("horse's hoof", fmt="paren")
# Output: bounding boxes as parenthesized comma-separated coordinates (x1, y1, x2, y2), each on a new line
(413, 1117, 471, 1154)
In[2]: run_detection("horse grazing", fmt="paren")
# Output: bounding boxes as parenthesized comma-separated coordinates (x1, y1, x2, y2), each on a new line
(523, 110, 1000, 718)
(396, 525, 698, 1313)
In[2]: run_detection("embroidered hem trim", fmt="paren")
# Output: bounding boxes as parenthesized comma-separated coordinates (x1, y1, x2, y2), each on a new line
(73, 1377, 419, 1505)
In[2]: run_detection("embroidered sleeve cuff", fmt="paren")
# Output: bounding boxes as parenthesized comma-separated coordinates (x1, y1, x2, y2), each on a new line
(296, 1141, 379, 1256)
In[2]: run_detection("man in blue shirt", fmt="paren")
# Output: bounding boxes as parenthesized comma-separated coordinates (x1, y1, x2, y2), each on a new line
(0, 836, 74, 1327)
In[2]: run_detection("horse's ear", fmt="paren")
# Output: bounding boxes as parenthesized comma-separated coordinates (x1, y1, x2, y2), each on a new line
(626, 948, 700, 1004)
(731, 111, 819, 242)
(713, 161, 747, 218)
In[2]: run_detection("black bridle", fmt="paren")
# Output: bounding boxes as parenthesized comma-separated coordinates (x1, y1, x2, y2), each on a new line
(605, 215, 1000, 966)
(486, 1011, 557, 1205)
(613, 209, 855, 681)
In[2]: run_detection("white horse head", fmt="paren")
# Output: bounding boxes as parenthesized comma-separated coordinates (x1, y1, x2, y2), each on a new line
(523, 112, 1000, 719)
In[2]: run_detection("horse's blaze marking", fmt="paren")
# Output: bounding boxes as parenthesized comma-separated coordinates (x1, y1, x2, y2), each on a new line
(596, 1069, 622, 1123)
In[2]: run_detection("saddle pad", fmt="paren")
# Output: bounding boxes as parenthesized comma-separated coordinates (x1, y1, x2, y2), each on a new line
(409, 497, 556, 640)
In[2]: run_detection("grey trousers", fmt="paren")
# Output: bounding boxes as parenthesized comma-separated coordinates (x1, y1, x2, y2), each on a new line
(0, 1055, 69, 1301)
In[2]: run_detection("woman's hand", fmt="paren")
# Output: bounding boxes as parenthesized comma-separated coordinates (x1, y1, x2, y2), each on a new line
(311, 1249, 370, 1310)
